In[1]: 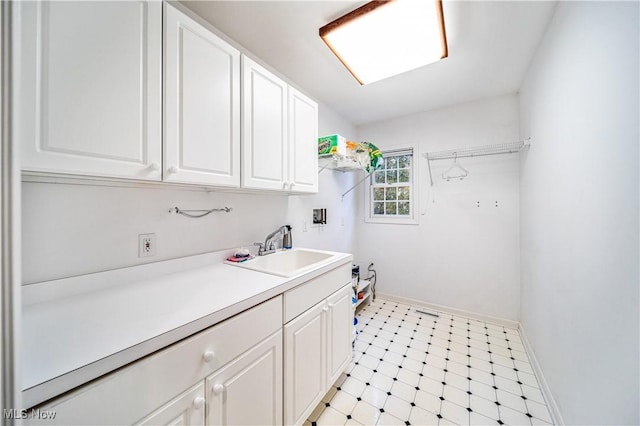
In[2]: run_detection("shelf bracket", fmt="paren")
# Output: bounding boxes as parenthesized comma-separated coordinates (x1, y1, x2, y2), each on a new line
(425, 153, 434, 186)
(341, 172, 372, 201)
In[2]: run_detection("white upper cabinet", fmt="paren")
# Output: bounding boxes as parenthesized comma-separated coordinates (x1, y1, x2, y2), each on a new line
(16, 2, 316, 192)
(164, 4, 240, 187)
(242, 55, 318, 193)
(288, 87, 319, 193)
(17, 1, 162, 180)
(241, 55, 289, 191)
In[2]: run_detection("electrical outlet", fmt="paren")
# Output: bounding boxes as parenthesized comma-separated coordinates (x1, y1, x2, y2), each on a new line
(138, 233, 156, 257)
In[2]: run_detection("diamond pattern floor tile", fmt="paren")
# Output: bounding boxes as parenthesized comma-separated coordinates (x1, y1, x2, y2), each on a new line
(309, 298, 553, 425)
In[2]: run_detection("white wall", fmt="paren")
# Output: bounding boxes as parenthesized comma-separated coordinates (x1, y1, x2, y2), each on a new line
(22, 103, 357, 284)
(21, 183, 282, 283)
(287, 103, 358, 253)
(355, 94, 521, 321)
(519, 2, 639, 424)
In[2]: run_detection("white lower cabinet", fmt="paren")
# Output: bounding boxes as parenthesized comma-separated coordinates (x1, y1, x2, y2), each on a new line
(24, 297, 282, 426)
(206, 331, 282, 425)
(284, 301, 327, 426)
(136, 383, 205, 426)
(326, 285, 355, 386)
(23, 262, 352, 426)
(284, 283, 353, 426)
(140, 330, 283, 426)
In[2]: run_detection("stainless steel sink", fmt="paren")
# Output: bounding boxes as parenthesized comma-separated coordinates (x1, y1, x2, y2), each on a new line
(226, 248, 336, 277)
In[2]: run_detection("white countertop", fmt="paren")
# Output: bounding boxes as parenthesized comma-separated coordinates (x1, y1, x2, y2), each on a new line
(21, 248, 352, 408)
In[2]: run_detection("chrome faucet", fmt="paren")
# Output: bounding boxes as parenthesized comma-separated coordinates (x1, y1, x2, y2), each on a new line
(254, 225, 291, 256)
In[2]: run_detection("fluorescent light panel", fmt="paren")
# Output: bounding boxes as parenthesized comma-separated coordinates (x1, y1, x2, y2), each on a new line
(320, 0, 448, 85)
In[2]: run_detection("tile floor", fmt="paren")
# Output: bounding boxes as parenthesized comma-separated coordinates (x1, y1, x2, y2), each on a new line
(306, 298, 553, 426)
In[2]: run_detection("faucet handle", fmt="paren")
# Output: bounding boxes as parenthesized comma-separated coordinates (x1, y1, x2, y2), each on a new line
(253, 242, 265, 254)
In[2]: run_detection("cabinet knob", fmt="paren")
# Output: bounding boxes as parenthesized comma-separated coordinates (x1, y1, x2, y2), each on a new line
(148, 162, 160, 171)
(212, 384, 224, 395)
(193, 396, 205, 410)
(290, 182, 296, 188)
(203, 351, 215, 362)
(323, 306, 329, 312)
(282, 182, 288, 190)
(167, 166, 178, 175)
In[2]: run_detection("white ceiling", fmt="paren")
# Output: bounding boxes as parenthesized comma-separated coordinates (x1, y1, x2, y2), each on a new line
(181, 1, 558, 126)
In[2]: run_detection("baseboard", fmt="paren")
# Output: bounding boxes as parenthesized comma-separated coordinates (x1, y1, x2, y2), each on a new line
(375, 292, 520, 329)
(518, 323, 564, 425)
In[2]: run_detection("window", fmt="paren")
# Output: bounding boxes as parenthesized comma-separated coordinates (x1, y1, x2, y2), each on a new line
(365, 146, 418, 224)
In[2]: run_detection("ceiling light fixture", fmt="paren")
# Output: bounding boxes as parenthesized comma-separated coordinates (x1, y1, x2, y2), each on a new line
(319, 0, 448, 85)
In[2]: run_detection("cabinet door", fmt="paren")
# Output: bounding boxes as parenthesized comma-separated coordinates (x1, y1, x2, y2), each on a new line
(288, 87, 318, 193)
(241, 55, 289, 191)
(284, 301, 326, 426)
(326, 284, 354, 386)
(135, 383, 205, 426)
(206, 331, 282, 426)
(17, 1, 162, 180)
(164, 4, 240, 186)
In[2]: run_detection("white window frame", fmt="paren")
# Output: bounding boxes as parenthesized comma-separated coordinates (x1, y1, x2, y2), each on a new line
(364, 144, 419, 225)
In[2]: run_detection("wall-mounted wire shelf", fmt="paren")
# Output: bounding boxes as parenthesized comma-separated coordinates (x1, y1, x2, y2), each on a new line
(423, 139, 530, 186)
(318, 154, 367, 173)
(318, 154, 374, 200)
(423, 140, 529, 161)
(169, 206, 232, 218)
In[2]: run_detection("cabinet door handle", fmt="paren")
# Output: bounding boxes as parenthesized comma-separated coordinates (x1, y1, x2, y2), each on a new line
(212, 384, 224, 395)
(148, 162, 160, 171)
(289, 182, 296, 189)
(203, 350, 215, 362)
(282, 182, 289, 190)
(193, 396, 205, 410)
(167, 166, 178, 175)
